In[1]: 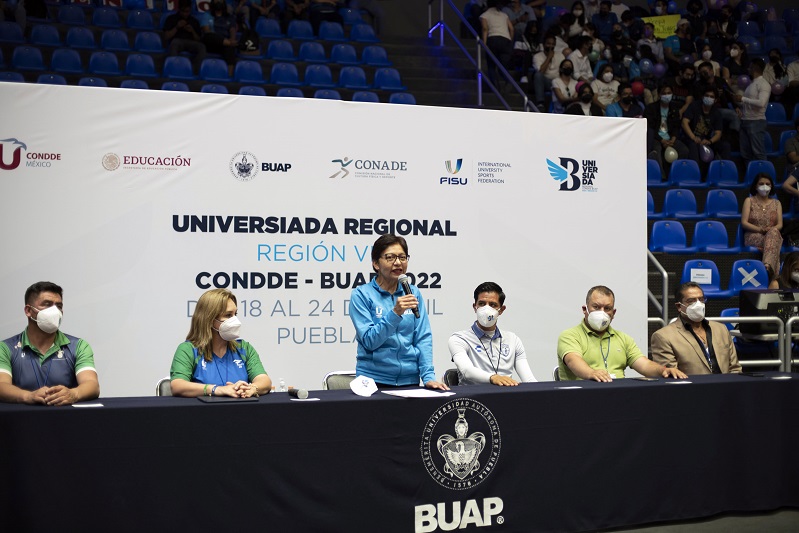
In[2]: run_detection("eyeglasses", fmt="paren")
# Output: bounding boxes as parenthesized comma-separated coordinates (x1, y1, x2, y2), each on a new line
(681, 297, 707, 305)
(382, 254, 409, 263)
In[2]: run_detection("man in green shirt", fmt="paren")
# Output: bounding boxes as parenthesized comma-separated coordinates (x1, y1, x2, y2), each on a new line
(557, 285, 687, 381)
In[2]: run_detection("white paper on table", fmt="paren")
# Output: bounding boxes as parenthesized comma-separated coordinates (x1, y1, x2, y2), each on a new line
(290, 398, 321, 401)
(555, 386, 583, 390)
(381, 389, 456, 398)
(665, 381, 692, 384)
(72, 403, 104, 408)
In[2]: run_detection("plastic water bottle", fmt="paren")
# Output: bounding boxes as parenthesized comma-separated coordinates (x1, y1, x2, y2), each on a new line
(278, 378, 287, 392)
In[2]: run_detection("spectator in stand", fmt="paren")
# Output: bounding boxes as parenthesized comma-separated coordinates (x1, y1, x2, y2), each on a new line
(670, 63, 696, 115)
(646, 82, 689, 170)
(533, 34, 564, 110)
(619, 10, 643, 42)
(503, 0, 536, 40)
(547, 20, 572, 57)
(717, 4, 737, 39)
(637, 22, 663, 64)
(480, 0, 515, 86)
(202, 0, 239, 77)
(285, 0, 310, 23)
(609, 0, 629, 20)
(650, 0, 667, 16)
(566, 82, 604, 115)
(764, 48, 789, 89)
(732, 58, 771, 164)
(741, 173, 783, 280)
(722, 41, 750, 92)
(309, 0, 343, 35)
(583, 22, 605, 57)
(568, 36, 594, 84)
(247, 0, 279, 28)
(701, 19, 728, 67)
(694, 44, 720, 78)
(591, 63, 619, 113)
(568, 1, 588, 39)
(511, 20, 540, 85)
(591, 1, 617, 43)
(683, 0, 705, 41)
(781, 59, 799, 118)
(606, 28, 635, 84)
(664, 19, 696, 76)
(769, 252, 799, 290)
(693, 61, 739, 138)
(582, 0, 599, 20)
(0, 0, 26, 32)
(163, 0, 207, 75)
(681, 86, 732, 166)
(605, 82, 642, 117)
(552, 58, 579, 113)
(782, 118, 799, 176)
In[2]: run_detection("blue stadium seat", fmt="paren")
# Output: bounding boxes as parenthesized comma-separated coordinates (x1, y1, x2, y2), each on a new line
(78, 76, 108, 87)
(255, 17, 283, 38)
(37, 73, 67, 85)
(270, 62, 301, 86)
(704, 189, 740, 219)
(201, 83, 229, 93)
(647, 190, 664, 220)
(287, 20, 314, 40)
(338, 65, 369, 89)
(88, 51, 121, 75)
(314, 89, 342, 100)
(663, 189, 703, 220)
(266, 40, 296, 61)
(12, 46, 45, 71)
(694, 221, 739, 254)
(101, 29, 130, 52)
(134, 31, 164, 53)
(234, 60, 265, 83)
(58, 5, 87, 26)
(680, 259, 733, 299)
(298, 41, 328, 63)
(199, 58, 230, 82)
(339, 7, 363, 26)
(649, 220, 697, 253)
(743, 160, 777, 186)
(92, 7, 122, 28)
(163, 56, 196, 80)
(728, 259, 769, 295)
(706, 159, 744, 189)
(764, 35, 790, 55)
(389, 92, 417, 105)
(0, 21, 25, 44)
(30, 25, 63, 47)
(785, 9, 799, 32)
(766, 102, 792, 126)
(738, 35, 761, 55)
(126, 53, 157, 77)
(763, 131, 780, 159)
(373, 68, 405, 90)
(319, 21, 346, 41)
(764, 20, 788, 36)
(737, 20, 762, 37)
(239, 86, 267, 96)
(352, 90, 380, 103)
(668, 159, 706, 188)
(276, 87, 304, 97)
(330, 43, 359, 65)
(734, 224, 761, 253)
(51, 48, 84, 74)
(361, 45, 391, 66)
(719, 307, 738, 331)
(305, 64, 335, 88)
(646, 158, 669, 188)
(120, 79, 149, 89)
(779, 130, 797, 155)
(350, 23, 379, 43)
(161, 81, 190, 91)
(0, 71, 24, 82)
(66, 27, 97, 49)
(127, 10, 155, 30)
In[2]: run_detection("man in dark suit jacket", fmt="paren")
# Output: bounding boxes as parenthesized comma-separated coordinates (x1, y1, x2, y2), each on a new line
(651, 282, 741, 375)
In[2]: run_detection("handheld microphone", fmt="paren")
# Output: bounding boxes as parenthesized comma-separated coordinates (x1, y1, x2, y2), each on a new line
(398, 275, 420, 318)
(288, 388, 309, 399)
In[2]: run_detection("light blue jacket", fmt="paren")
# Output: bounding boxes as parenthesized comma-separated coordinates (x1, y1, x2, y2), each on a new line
(349, 278, 435, 386)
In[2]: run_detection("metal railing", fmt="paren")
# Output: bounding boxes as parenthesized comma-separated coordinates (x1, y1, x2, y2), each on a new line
(711, 316, 786, 371)
(427, 0, 539, 112)
(785, 315, 799, 371)
(647, 250, 669, 324)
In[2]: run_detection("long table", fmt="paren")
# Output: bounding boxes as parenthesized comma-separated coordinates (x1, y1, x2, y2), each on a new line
(1, 374, 798, 533)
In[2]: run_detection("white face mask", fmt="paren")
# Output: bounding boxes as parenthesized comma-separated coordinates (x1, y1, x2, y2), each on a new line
(661, 94, 673, 103)
(680, 300, 705, 322)
(792, 272, 799, 284)
(702, 50, 712, 60)
(655, 6, 664, 15)
(757, 185, 771, 196)
(214, 315, 241, 341)
(475, 305, 499, 329)
(573, 9, 583, 16)
(602, 72, 614, 82)
(585, 308, 611, 331)
(30, 305, 62, 334)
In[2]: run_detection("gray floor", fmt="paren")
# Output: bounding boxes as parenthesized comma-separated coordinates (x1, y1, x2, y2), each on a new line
(603, 509, 799, 532)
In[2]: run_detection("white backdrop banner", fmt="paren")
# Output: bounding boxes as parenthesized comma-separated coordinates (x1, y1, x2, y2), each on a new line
(0, 83, 646, 396)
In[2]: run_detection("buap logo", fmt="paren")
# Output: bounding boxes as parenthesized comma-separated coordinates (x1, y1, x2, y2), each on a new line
(230, 151, 259, 181)
(0, 138, 27, 171)
(547, 157, 600, 192)
(440, 158, 467, 185)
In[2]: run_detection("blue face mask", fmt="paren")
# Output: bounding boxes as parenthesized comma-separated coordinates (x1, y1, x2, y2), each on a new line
(703, 97, 715, 107)
(661, 94, 673, 104)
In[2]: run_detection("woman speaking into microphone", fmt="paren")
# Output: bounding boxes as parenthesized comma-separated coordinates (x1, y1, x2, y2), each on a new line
(349, 234, 449, 390)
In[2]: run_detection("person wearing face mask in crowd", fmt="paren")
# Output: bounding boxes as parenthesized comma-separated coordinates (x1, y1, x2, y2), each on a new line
(552, 58, 579, 113)
(170, 288, 271, 398)
(645, 81, 689, 170)
(651, 283, 741, 376)
(701, 20, 727, 66)
(683, 0, 705, 41)
(763, 48, 789, 87)
(693, 61, 739, 139)
(605, 82, 642, 117)
(694, 44, 720, 78)
(591, 63, 619, 112)
(619, 10, 643, 42)
(566, 82, 604, 115)
(568, 35, 595, 83)
(716, 4, 737, 38)
(650, 0, 667, 17)
(637, 22, 663, 64)
(664, 19, 696, 73)
(448, 282, 537, 386)
(742, 173, 783, 279)
(591, 0, 617, 43)
(681, 86, 732, 166)
(533, 35, 565, 110)
(669, 63, 696, 114)
(770, 252, 799, 290)
(0, 282, 100, 405)
(722, 41, 749, 91)
(569, 1, 588, 38)
(557, 286, 686, 382)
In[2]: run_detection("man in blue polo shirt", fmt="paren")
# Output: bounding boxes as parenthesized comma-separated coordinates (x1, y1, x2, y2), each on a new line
(0, 281, 99, 405)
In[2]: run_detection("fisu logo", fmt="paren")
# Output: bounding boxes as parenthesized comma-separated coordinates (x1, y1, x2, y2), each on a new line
(0, 138, 27, 171)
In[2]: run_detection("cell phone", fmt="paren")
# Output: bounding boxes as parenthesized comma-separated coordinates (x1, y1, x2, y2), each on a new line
(738, 372, 765, 377)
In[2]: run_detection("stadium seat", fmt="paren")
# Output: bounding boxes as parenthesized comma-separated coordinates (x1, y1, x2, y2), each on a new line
(649, 220, 697, 253)
(764, 35, 790, 55)
(305, 64, 335, 88)
(350, 23, 379, 43)
(37, 73, 67, 85)
(680, 259, 733, 298)
(12, 46, 45, 71)
(276, 87, 304, 97)
(255, 17, 283, 38)
(728, 259, 769, 295)
(239, 85, 267, 96)
(126, 53, 157, 77)
(764, 20, 788, 36)
(763, 131, 780, 159)
(58, 5, 87, 26)
(287, 20, 314, 40)
(120, 79, 149, 89)
(663, 189, 703, 220)
(163, 56, 196, 80)
(743, 160, 777, 186)
(0, 71, 24, 82)
(733, 224, 761, 253)
(669, 159, 706, 188)
(78, 77, 108, 87)
(694, 221, 740, 254)
(92, 7, 122, 28)
(134, 32, 163, 53)
(314, 89, 342, 100)
(319, 21, 346, 41)
(373, 68, 405, 90)
(101, 29, 131, 52)
(88, 51, 121, 75)
(766, 102, 792, 127)
(719, 307, 739, 331)
(51, 48, 84, 74)
(737, 20, 762, 37)
(779, 130, 797, 155)
(352, 91, 380, 103)
(330, 43, 359, 65)
(389, 92, 417, 105)
(234, 60, 265, 84)
(161, 81, 190, 91)
(339, 7, 363, 26)
(785, 9, 799, 32)
(647, 190, 664, 220)
(646, 158, 669, 188)
(267, 40, 296, 61)
(30, 25, 63, 47)
(0, 21, 25, 44)
(270, 62, 301, 86)
(704, 189, 740, 219)
(338, 65, 369, 89)
(201, 83, 229, 93)
(65, 27, 97, 50)
(298, 41, 328, 63)
(706, 159, 744, 189)
(127, 10, 155, 30)
(361, 45, 391, 66)
(199, 58, 230, 82)
(738, 35, 761, 55)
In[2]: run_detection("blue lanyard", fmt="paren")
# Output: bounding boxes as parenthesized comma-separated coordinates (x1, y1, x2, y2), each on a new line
(599, 335, 611, 370)
(214, 352, 229, 385)
(27, 347, 55, 389)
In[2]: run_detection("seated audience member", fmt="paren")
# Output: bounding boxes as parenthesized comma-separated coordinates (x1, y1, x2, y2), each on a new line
(702, 19, 728, 66)
(0, 282, 100, 405)
(670, 63, 696, 114)
(568, 1, 588, 38)
(683, 0, 705, 40)
(609, 0, 629, 20)
(741, 173, 782, 279)
(782, 119, 799, 178)
(645, 82, 688, 168)
(170, 288, 271, 398)
(717, 4, 737, 42)
(693, 61, 740, 136)
(511, 20, 540, 84)
(681, 86, 732, 165)
(285, 0, 311, 23)
(547, 21, 572, 57)
(583, 22, 605, 57)
(694, 44, 720, 78)
(651, 283, 741, 375)
(619, 10, 642, 42)
(591, 63, 619, 113)
(568, 35, 595, 83)
(605, 82, 642, 117)
(247, 0, 280, 28)
(533, 35, 565, 109)
(637, 22, 663, 64)
(566, 83, 604, 115)
(650, 0, 666, 16)
(503, 0, 535, 40)
(309, 0, 343, 35)
(770, 252, 799, 289)
(783, 58, 799, 119)
(202, 0, 239, 77)
(763, 48, 789, 88)
(448, 282, 537, 386)
(557, 285, 686, 381)
(664, 19, 696, 75)
(722, 41, 749, 91)
(552, 58, 579, 113)
(163, 0, 207, 74)
(591, 0, 617, 43)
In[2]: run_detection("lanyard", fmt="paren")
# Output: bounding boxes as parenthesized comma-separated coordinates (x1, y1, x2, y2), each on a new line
(27, 347, 55, 389)
(479, 333, 502, 375)
(599, 335, 611, 370)
(214, 351, 229, 385)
